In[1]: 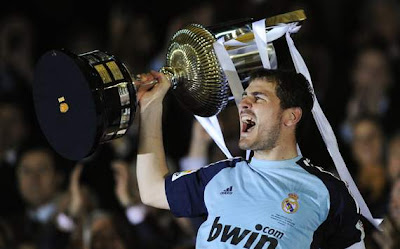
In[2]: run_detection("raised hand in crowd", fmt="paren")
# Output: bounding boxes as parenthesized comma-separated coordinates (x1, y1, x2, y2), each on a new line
(372, 178, 400, 249)
(58, 163, 96, 221)
(112, 160, 139, 208)
(188, 120, 212, 159)
(179, 120, 213, 171)
(67, 164, 84, 217)
(373, 218, 400, 249)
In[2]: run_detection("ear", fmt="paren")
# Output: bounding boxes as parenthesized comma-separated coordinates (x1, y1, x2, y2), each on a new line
(283, 107, 302, 127)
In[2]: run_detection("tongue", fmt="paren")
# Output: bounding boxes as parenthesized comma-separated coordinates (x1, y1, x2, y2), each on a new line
(242, 124, 248, 132)
(243, 122, 255, 132)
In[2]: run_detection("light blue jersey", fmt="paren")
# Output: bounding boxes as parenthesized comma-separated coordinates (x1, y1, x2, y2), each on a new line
(165, 156, 364, 249)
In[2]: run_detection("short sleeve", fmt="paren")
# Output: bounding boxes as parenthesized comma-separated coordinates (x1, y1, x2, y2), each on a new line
(315, 179, 365, 249)
(165, 157, 243, 217)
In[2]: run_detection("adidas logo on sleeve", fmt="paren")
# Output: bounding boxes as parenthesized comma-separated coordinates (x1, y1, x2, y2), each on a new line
(220, 186, 233, 195)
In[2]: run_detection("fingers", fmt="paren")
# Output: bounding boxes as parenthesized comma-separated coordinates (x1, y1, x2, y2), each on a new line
(111, 161, 133, 207)
(193, 120, 212, 143)
(372, 231, 386, 247)
(136, 70, 172, 111)
(68, 164, 84, 217)
(139, 73, 154, 82)
(135, 73, 156, 93)
(135, 71, 168, 102)
(150, 70, 171, 90)
(112, 161, 129, 184)
(112, 160, 129, 174)
(70, 164, 83, 192)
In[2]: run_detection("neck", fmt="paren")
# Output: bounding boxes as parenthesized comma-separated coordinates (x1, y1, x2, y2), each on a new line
(253, 136, 298, 161)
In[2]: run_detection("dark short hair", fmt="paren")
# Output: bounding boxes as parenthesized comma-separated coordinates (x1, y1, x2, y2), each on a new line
(16, 145, 56, 168)
(16, 142, 69, 174)
(249, 69, 314, 116)
(350, 114, 383, 132)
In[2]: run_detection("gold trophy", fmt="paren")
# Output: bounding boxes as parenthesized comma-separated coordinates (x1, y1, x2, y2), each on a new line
(33, 10, 306, 160)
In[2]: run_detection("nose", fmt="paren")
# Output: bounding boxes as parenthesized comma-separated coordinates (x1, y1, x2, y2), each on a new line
(239, 96, 252, 110)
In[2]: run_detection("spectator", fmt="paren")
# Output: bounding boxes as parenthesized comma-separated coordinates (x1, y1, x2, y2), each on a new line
(108, 3, 155, 74)
(0, 13, 35, 87)
(6, 145, 71, 249)
(112, 160, 195, 248)
(355, 0, 400, 63)
(350, 115, 390, 218)
(340, 46, 399, 143)
(0, 99, 31, 216)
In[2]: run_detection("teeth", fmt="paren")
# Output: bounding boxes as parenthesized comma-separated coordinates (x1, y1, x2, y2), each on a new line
(241, 115, 256, 132)
(241, 116, 254, 123)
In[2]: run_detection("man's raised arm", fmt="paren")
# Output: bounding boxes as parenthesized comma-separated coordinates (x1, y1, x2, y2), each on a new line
(136, 71, 171, 209)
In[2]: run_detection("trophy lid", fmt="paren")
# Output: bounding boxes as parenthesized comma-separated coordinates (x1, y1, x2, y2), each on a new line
(33, 50, 98, 161)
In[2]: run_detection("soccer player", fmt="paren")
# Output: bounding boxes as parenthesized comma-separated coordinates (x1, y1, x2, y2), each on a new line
(136, 69, 366, 249)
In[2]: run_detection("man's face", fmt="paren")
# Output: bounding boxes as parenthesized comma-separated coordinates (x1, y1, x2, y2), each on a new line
(238, 79, 283, 151)
(352, 120, 383, 166)
(17, 150, 59, 208)
(353, 49, 390, 91)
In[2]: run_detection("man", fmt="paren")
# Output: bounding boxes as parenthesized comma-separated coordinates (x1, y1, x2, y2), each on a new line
(0, 99, 29, 216)
(8, 145, 70, 249)
(136, 69, 366, 248)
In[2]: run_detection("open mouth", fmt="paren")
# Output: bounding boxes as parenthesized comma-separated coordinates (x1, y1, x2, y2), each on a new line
(241, 116, 256, 133)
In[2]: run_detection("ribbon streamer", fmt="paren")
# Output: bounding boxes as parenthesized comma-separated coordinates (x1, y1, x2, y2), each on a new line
(252, 19, 271, 69)
(284, 23, 380, 229)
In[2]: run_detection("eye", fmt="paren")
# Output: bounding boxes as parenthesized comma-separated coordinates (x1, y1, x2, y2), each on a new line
(255, 96, 264, 102)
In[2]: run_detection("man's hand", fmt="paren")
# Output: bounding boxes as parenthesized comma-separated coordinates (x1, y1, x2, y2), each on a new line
(188, 120, 212, 158)
(373, 218, 400, 249)
(68, 164, 83, 217)
(135, 71, 171, 113)
(112, 160, 136, 208)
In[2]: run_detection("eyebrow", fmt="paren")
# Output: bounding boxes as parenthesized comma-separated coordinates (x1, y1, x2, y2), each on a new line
(242, 91, 268, 97)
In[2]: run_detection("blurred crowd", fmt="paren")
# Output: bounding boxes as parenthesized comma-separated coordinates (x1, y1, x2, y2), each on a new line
(0, 0, 399, 248)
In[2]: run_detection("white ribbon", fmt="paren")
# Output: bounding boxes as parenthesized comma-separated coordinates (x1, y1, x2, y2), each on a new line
(252, 19, 271, 69)
(213, 42, 244, 107)
(284, 23, 380, 229)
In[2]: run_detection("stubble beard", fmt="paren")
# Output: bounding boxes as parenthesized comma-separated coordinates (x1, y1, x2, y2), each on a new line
(239, 118, 281, 152)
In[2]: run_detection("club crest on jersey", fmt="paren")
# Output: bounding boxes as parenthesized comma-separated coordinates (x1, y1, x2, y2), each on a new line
(281, 193, 299, 214)
(172, 170, 196, 181)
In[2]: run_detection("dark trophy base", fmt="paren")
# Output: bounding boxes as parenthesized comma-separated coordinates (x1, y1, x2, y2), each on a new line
(33, 50, 136, 160)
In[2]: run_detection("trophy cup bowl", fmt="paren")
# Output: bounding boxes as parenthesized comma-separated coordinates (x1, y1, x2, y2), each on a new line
(33, 10, 306, 160)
